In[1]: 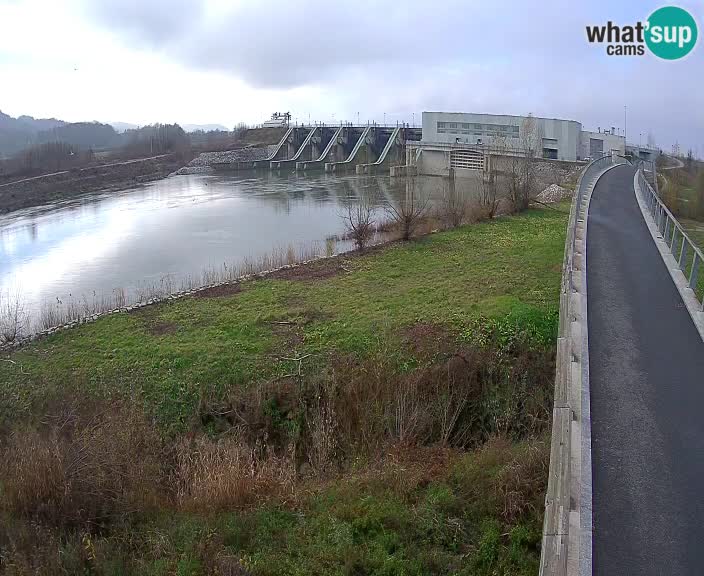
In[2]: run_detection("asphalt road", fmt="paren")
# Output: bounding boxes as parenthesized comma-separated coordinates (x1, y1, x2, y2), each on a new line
(588, 164, 704, 575)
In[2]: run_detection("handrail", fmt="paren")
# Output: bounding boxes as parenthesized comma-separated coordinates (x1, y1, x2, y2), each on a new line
(636, 164, 704, 306)
(540, 152, 628, 576)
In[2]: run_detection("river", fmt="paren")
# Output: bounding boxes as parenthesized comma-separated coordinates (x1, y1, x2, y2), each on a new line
(0, 172, 477, 332)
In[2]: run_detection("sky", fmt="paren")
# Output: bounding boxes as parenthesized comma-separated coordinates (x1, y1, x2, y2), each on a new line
(0, 0, 702, 153)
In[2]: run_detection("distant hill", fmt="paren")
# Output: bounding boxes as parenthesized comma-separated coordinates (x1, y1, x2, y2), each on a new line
(183, 124, 229, 133)
(110, 122, 139, 133)
(0, 111, 119, 157)
(16, 115, 65, 132)
(111, 122, 230, 134)
(0, 111, 69, 157)
(33, 122, 120, 150)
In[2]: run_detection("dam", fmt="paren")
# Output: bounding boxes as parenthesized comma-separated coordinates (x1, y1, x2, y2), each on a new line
(217, 124, 422, 175)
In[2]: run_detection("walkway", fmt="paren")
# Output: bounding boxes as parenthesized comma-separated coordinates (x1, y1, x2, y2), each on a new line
(587, 164, 704, 575)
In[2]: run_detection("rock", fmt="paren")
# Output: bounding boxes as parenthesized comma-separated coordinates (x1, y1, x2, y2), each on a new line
(174, 147, 272, 175)
(536, 184, 573, 203)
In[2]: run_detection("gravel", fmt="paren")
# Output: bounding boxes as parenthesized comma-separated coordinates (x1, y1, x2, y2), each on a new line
(536, 183, 573, 203)
(174, 146, 277, 175)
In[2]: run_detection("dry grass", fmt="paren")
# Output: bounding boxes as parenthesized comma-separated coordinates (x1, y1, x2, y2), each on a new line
(175, 433, 295, 512)
(452, 435, 549, 523)
(200, 340, 553, 478)
(0, 290, 26, 344)
(0, 336, 553, 573)
(0, 399, 166, 529)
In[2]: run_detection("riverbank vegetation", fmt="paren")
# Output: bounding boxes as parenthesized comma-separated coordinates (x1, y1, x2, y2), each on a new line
(0, 203, 569, 575)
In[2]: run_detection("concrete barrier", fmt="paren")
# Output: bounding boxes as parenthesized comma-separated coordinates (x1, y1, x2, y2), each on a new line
(540, 155, 628, 576)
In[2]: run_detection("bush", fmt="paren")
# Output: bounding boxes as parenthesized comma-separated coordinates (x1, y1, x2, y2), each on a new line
(0, 399, 166, 529)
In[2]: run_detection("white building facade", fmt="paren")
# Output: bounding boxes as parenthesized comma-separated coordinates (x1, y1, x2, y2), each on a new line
(421, 111, 625, 163)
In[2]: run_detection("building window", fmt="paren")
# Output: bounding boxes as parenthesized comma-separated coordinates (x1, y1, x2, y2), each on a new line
(436, 120, 521, 138)
(543, 148, 558, 160)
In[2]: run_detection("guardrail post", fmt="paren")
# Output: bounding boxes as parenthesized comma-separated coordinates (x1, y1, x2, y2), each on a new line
(679, 240, 689, 271)
(690, 254, 700, 290)
(664, 217, 671, 245)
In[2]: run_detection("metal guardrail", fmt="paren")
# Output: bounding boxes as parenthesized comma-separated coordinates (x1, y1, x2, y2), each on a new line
(540, 152, 627, 576)
(636, 163, 704, 308)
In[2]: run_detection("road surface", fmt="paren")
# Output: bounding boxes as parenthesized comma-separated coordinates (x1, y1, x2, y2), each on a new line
(587, 164, 704, 575)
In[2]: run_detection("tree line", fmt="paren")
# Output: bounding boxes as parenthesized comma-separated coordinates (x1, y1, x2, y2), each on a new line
(0, 123, 190, 180)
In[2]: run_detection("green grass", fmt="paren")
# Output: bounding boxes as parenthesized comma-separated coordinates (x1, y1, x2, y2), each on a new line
(0, 205, 568, 575)
(680, 217, 704, 251)
(1, 205, 568, 432)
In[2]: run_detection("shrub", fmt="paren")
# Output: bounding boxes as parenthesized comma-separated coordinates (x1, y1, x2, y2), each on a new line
(0, 399, 166, 529)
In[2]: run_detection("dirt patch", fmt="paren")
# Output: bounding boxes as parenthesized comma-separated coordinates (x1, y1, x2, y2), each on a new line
(402, 322, 455, 360)
(191, 283, 242, 298)
(147, 321, 178, 336)
(270, 322, 304, 350)
(268, 258, 349, 282)
(129, 307, 179, 335)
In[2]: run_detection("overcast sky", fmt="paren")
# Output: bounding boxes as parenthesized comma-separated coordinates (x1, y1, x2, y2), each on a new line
(0, 0, 702, 152)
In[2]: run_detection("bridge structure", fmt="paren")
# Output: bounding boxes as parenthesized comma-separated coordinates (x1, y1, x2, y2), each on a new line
(540, 153, 704, 575)
(235, 124, 421, 174)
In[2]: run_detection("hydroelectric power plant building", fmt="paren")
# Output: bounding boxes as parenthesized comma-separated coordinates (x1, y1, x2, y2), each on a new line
(408, 111, 640, 177)
(220, 111, 654, 177)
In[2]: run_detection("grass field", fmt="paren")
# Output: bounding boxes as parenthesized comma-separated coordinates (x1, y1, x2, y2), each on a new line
(0, 203, 569, 575)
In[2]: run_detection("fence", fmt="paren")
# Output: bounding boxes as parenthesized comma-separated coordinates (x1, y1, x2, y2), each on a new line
(540, 152, 627, 576)
(636, 163, 704, 306)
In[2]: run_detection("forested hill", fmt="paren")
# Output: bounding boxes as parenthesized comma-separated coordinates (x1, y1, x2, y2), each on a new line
(0, 111, 119, 157)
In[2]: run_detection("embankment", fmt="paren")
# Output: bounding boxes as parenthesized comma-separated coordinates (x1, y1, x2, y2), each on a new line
(0, 204, 569, 574)
(0, 154, 185, 213)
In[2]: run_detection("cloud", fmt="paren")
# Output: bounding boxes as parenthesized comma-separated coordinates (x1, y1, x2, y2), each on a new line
(78, 0, 591, 89)
(83, 0, 205, 44)
(3, 0, 704, 150)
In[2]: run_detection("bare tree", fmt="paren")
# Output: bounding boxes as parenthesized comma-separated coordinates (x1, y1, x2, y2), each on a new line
(385, 177, 430, 240)
(508, 115, 544, 212)
(0, 291, 26, 345)
(441, 176, 469, 228)
(479, 169, 500, 219)
(341, 189, 376, 250)
(479, 137, 506, 219)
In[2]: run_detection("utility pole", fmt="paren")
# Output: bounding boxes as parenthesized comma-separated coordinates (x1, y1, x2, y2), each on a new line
(383, 112, 386, 126)
(412, 112, 415, 128)
(624, 105, 627, 144)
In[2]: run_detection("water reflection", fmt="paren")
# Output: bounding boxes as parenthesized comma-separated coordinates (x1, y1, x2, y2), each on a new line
(0, 172, 482, 328)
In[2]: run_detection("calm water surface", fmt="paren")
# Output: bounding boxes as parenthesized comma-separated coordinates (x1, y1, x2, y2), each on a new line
(0, 172, 466, 328)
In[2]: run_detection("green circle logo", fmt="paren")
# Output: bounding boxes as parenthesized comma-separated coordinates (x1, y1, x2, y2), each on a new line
(645, 6, 698, 59)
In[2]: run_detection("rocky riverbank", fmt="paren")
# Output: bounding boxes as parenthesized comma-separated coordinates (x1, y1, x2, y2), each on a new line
(174, 145, 278, 175)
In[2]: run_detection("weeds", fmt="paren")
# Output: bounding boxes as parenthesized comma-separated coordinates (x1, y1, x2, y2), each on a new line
(385, 177, 430, 240)
(0, 290, 26, 344)
(341, 191, 376, 250)
(441, 177, 470, 228)
(31, 240, 340, 336)
(0, 399, 166, 529)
